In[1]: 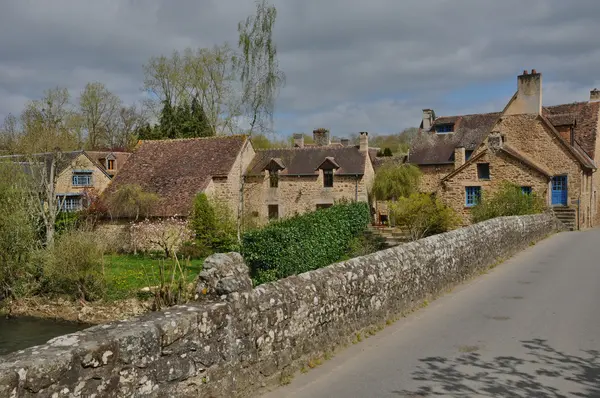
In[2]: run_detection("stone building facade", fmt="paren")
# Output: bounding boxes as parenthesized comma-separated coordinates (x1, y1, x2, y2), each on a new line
(243, 130, 375, 225)
(410, 70, 599, 228)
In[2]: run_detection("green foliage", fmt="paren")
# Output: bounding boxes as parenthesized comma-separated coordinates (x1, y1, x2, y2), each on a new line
(372, 164, 422, 201)
(107, 184, 159, 220)
(344, 233, 387, 259)
(55, 211, 80, 235)
(471, 182, 546, 223)
(389, 193, 459, 241)
(251, 133, 289, 149)
(190, 193, 237, 253)
(43, 230, 106, 301)
(241, 202, 370, 285)
(0, 163, 38, 299)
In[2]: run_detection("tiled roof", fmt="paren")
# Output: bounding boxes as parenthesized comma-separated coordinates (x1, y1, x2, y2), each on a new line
(0, 151, 110, 179)
(105, 135, 247, 217)
(410, 101, 600, 165)
(543, 101, 600, 158)
(247, 146, 368, 176)
(409, 112, 500, 165)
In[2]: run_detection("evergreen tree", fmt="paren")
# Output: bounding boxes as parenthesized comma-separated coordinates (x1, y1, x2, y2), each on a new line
(159, 100, 177, 139)
(191, 96, 214, 137)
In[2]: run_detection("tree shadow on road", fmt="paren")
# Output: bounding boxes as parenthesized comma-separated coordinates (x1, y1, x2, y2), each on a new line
(393, 339, 600, 397)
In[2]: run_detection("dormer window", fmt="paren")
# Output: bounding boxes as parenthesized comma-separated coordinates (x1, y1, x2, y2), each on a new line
(264, 158, 285, 188)
(436, 124, 454, 134)
(316, 157, 340, 188)
(107, 159, 115, 170)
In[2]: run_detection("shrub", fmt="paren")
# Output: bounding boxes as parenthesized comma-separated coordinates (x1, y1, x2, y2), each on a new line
(43, 230, 106, 301)
(241, 202, 370, 284)
(130, 217, 192, 258)
(107, 184, 159, 220)
(372, 163, 421, 201)
(389, 193, 459, 241)
(344, 233, 387, 259)
(190, 193, 237, 253)
(471, 182, 545, 223)
(0, 163, 38, 299)
(55, 211, 80, 235)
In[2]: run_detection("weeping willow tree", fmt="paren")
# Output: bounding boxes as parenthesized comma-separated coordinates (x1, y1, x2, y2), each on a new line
(372, 163, 422, 201)
(237, 0, 285, 135)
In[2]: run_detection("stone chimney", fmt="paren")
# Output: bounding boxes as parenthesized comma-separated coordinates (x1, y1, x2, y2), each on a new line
(340, 138, 349, 147)
(293, 133, 304, 148)
(313, 128, 331, 146)
(505, 69, 542, 116)
(590, 89, 600, 102)
(359, 132, 369, 152)
(454, 147, 465, 169)
(422, 109, 434, 130)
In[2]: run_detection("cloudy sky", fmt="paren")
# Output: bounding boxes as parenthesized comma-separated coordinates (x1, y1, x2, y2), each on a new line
(1, 0, 600, 137)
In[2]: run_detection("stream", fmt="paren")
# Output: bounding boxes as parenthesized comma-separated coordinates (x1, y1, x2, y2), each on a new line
(0, 316, 91, 356)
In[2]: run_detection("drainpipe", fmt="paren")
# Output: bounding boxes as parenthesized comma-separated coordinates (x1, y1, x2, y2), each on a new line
(577, 194, 581, 230)
(355, 175, 359, 202)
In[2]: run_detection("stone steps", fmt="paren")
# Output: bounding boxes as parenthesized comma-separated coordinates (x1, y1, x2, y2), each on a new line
(552, 207, 576, 231)
(368, 225, 410, 247)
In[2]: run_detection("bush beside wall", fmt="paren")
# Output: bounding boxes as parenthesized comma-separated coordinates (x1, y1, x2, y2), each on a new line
(241, 202, 370, 284)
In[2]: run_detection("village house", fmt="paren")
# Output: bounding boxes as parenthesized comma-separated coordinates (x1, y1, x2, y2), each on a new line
(105, 135, 254, 218)
(1, 150, 130, 212)
(409, 70, 600, 229)
(244, 129, 376, 224)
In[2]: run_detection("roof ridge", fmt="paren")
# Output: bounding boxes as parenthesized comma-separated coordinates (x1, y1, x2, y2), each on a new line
(256, 146, 358, 152)
(139, 134, 247, 144)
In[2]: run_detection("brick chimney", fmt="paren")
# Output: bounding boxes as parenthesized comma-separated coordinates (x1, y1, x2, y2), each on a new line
(293, 133, 304, 148)
(340, 138, 349, 147)
(359, 132, 369, 152)
(505, 70, 542, 116)
(422, 109, 434, 130)
(313, 128, 331, 146)
(590, 89, 600, 103)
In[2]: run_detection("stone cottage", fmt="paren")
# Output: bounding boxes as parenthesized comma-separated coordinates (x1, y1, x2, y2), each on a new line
(244, 129, 376, 224)
(409, 70, 599, 229)
(105, 135, 254, 218)
(1, 150, 130, 212)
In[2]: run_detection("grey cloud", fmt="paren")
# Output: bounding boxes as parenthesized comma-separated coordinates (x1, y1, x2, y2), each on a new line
(1, 0, 600, 134)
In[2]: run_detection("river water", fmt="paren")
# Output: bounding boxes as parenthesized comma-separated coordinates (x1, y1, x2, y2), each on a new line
(0, 316, 91, 356)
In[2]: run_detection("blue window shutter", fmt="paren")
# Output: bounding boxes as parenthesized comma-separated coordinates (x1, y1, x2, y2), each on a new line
(466, 186, 481, 207)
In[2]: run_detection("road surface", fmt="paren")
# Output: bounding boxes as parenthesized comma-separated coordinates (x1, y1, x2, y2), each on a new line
(263, 229, 600, 397)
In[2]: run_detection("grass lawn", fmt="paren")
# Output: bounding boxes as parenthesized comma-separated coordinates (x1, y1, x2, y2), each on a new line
(103, 254, 204, 301)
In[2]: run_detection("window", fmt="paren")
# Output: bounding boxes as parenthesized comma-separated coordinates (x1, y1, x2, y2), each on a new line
(465, 150, 474, 161)
(268, 204, 279, 220)
(323, 169, 334, 188)
(521, 186, 532, 195)
(107, 159, 115, 170)
(58, 195, 82, 212)
(72, 172, 92, 186)
(477, 163, 490, 180)
(436, 124, 454, 134)
(316, 203, 333, 210)
(269, 170, 279, 188)
(465, 186, 481, 207)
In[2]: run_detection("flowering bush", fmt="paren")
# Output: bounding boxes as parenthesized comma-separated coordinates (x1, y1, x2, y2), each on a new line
(130, 217, 193, 257)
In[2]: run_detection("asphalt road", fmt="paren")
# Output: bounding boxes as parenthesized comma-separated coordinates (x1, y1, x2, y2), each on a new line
(263, 229, 600, 398)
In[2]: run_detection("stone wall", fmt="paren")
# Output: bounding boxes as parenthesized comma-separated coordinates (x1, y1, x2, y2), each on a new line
(55, 153, 112, 195)
(0, 214, 559, 398)
(441, 150, 549, 224)
(96, 220, 192, 254)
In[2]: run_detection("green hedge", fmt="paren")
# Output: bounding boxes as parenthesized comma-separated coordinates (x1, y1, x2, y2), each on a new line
(241, 202, 371, 285)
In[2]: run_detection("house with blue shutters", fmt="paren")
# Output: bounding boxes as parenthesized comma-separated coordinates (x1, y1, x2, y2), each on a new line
(409, 70, 600, 230)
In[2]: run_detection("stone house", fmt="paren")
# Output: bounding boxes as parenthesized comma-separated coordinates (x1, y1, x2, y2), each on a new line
(1, 150, 130, 212)
(409, 70, 599, 229)
(243, 129, 376, 224)
(105, 135, 255, 218)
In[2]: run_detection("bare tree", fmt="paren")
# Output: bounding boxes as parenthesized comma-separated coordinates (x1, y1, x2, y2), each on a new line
(114, 104, 146, 150)
(237, 0, 285, 135)
(0, 114, 20, 154)
(79, 82, 121, 150)
(19, 87, 79, 153)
